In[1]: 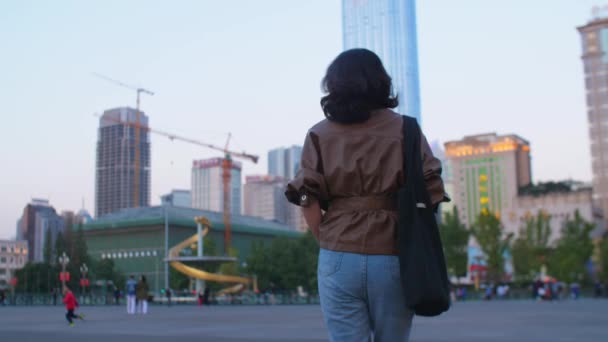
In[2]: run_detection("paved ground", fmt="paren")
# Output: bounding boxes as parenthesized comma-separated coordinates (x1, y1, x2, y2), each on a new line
(0, 300, 606, 341)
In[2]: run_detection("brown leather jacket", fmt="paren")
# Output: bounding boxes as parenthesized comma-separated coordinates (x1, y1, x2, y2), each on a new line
(286, 109, 447, 255)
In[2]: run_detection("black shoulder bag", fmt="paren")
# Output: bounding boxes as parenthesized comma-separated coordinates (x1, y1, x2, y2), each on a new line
(397, 116, 450, 317)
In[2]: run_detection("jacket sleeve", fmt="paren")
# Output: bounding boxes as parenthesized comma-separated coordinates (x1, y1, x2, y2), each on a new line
(285, 131, 329, 210)
(420, 132, 449, 206)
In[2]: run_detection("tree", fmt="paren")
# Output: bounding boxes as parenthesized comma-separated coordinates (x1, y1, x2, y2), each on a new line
(72, 224, 89, 267)
(170, 268, 190, 291)
(43, 228, 53, 264)
(511, 211, 552, 281)
(599, 236, 608, 281)
(548, 211, 594, 283)
(439, 207, 470, 279)
(54, 231, 67, 260)
(93, 258, 125, 289)
(14, 263, 57, 293)
(218, 247, 240, 276)
(511, 238, 534, 282)
(297, 230, 320, 292)
(246, 241, 272, 290)
(64, 221, 74, 261)
(246, 232, 319, 293)
(471, 210, 513, 282)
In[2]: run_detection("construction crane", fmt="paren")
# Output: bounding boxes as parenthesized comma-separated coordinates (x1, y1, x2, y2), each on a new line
(94, 113, 259, 253)
(93, 73, 154, 209)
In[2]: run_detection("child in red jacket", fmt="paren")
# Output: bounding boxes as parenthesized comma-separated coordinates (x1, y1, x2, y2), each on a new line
(63, 286, 84, 326)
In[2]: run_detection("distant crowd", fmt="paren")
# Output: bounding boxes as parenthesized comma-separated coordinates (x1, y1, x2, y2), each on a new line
(450, 279, 608, 302)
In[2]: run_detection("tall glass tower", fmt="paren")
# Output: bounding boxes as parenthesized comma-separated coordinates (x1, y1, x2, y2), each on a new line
(342, 0, 421, 122)
(578, 13, 608, 221)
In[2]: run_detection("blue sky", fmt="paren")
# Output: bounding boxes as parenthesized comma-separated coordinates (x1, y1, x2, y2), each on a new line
(0, 0, 600, 238)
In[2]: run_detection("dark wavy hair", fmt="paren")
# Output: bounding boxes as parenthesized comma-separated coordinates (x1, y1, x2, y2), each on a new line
(320, 48, 398, 124)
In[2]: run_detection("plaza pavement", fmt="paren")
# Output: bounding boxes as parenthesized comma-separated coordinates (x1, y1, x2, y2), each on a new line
(0, 300, 606, 341)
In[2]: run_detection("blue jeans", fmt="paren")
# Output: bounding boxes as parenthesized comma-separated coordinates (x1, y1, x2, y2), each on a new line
(318, 248, 414, 342)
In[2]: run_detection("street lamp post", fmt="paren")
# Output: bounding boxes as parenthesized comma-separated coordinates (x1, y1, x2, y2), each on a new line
(80, 263, 89, 296)
(58, 252, 70, 287)
(194, 216, 209, 294)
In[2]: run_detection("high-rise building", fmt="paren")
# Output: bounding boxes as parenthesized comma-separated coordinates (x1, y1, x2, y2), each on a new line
(161, 190, 192, 208)
(17, 199, 65, 263)
(95, 107, 151, 217)
(578, 14, 608, 220)
(342, 0, 421, 121)
(191, 158, 242, 215)
(430, 140, 455, 219)
(268, 146, 302, 180)
(444, 133, 532, 228)
(243, 175, 289, 224)
(267, 146, 307, 231)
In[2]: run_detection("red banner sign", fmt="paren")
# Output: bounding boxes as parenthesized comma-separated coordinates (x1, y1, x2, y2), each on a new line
(59, 272, 71, 282)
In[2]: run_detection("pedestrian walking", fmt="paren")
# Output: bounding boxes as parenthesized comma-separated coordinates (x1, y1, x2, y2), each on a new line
(485, 285, 493, 301)
(198, 290, 204, 307)
(62, 286, 84, 327)
(113, 286, 121, 305)
(285, 48, 447, 342)
(203, 287, 210, 305)
(126, 275, 137, 314)
(0, 288, 6, 306)
(166, 288, 172, 307)
(594, 280, 603, 298)
(51, 288, 58, 306)
(571, 283, 581, 300)
(136, 275, 149, 314)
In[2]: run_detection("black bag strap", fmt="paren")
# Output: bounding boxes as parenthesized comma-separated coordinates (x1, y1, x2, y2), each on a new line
(401, 116, 427, 202)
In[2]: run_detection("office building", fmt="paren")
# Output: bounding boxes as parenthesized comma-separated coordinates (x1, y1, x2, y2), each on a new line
(95, 107, 151, 217)
(503, 181, 604, 244)
(161, 190, 192, 208)
(0, 240, 28, 288)
(243, 175, 288, 224)
(430, 140, 455, 218)
(444, 133, 532, 228)
(342, 0, 421, 121)
(192, 158, 242, 215)
(16, 199, 65, 263)
(578, 14, 608, 220)
(268, 145, 302, 180)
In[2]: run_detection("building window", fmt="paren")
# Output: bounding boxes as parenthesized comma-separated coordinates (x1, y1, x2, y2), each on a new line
(0, 257, 5, 264)
(0, 246, 6, 252)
